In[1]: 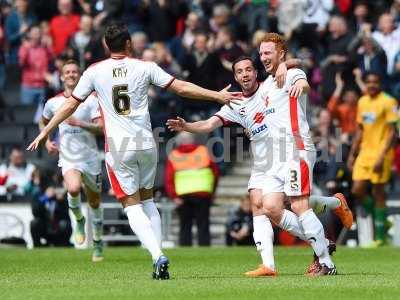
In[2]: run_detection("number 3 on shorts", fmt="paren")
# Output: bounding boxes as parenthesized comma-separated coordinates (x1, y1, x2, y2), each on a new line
(112, 84, 131, 115)
(290, 170, 299, 190)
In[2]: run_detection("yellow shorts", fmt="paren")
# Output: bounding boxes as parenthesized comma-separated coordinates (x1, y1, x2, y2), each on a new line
(352, 153, 393, 184)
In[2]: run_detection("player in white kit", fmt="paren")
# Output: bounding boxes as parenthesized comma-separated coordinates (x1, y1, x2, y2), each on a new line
(41, 60, 104, 262)
(28, 22, 242, 280)
(167, 55, 353, 276)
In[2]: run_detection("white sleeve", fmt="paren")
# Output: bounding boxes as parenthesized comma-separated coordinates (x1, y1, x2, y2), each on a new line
(286, 68, 307, 87)
(88, 95, 101, 120)
(42, 101, 54, 121)
(214, 105, 242, 126)
(148, 62, 175, 88)
(72, 68, 95, 102)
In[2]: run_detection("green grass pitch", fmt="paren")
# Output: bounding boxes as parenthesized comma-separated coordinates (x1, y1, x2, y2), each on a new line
(0, 246, 399, 299)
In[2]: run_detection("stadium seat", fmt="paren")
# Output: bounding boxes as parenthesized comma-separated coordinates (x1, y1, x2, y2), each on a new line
(25, 125, 40, 141)
(0, 125, 24, 145)
(11, 105, 39, 125)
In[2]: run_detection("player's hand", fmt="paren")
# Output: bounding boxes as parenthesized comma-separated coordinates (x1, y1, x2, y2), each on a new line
(166, 117, 186, 132)
(27, 131, 48, 151)
(373, 158, 384, 173)
(275, 62, 287, 88)
(288, 83, 303, 98)
(219, 84, 243, 108)
(45, 139, 59, 156)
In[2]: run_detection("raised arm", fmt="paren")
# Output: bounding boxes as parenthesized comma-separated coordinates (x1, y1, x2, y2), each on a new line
(27, 97, 81, 151)
(166, 116, 223, 134)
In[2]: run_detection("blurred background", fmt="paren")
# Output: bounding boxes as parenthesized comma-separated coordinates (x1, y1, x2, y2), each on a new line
(0, 0, 400, 249)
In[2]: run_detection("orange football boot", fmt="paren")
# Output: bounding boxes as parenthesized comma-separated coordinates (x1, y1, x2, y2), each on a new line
(244, 265, 277, 277)
(333, 193, 353, 229)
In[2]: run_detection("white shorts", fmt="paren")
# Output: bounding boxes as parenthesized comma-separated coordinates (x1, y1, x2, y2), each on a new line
(248, 150, 316, 197)
(105, 148, 158, 200)
(61, 162, 102, 194)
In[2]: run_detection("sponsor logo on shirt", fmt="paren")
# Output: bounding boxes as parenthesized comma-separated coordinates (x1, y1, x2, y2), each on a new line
(362, 112, 376, 124)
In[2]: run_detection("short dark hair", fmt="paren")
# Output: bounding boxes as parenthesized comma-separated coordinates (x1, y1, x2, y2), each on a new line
(363, 71, 381, 82)
(104, 22, 131, 52)
(232, 56, 256, 73)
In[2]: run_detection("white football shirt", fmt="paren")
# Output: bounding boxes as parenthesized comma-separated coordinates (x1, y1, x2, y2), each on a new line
(260, 68, 315, 153)
(43, 93, 101, 173)
(72, 56, 174, 151)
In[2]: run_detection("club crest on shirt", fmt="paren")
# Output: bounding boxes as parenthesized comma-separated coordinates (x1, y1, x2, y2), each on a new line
(265, 96, 269, 107)
(239, 107, 246, 117)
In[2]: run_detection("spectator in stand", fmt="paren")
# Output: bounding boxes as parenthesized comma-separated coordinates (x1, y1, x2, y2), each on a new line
(169, 11, 203, 65)
(348, 23, 388, 85)
(49, 0, 80, 57)
(214, 25, 244, 89)
(142, 47, 156, 61)
(226, 195, 253, 246)
(320, 15, 353, 100)
(276, 0, 305, 42)
(209, 4, 236, 35)
(372, 13, 400, 93)
(142, 0, 184, 42)
(5, 0, 37, 64)
(28, 169, 72, 247)
(391, 0, 400, 24)
(327, 73, 358, 138)
(181, 31, 224, 116)
(131, 31, 148, 59)
(290, 0, 333, 56)
(242, 0, 270, 34)
(64, 14, 97, 69)
(351, 1, 371, 33)
(0, 147, 36, 197)
(392, 49, 400, 99)
(18, 25, 52, 106)
(165, 132, 219, 246)
(0, 18, 6, 110)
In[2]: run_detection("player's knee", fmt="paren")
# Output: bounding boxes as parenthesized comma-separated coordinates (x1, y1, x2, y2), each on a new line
(290, 198, 309, 215)
(262, 202, 281, 220)
(67, 185, 81, 196)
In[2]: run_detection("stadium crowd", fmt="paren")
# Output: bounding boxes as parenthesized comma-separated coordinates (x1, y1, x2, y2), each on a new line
(0, 0, 399, 246)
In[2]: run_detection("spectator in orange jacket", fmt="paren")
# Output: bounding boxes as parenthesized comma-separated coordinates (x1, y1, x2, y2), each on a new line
(327, 73, 359, 137)
(165, 132, 219, 246)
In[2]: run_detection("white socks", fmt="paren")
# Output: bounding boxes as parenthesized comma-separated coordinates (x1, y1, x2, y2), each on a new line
(309, 195, 340, 215)
(124, 204, 162, 261)
(279, 209, 307, 241)
(142, 199, 162, 246)
(253, 215, 275, 270)
(68, 193, 83, 220)
(298, 209, 334, 268)
(90, 206, 103, 242)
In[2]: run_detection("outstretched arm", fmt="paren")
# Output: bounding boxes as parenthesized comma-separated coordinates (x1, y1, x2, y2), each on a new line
(167, 80, 242, 106)
(166, 116, 223, 134)
(27, 97, 81, 151)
